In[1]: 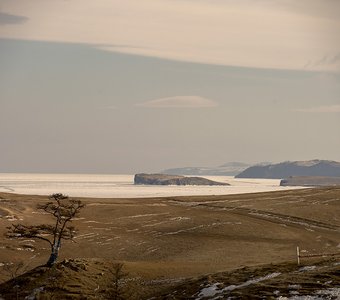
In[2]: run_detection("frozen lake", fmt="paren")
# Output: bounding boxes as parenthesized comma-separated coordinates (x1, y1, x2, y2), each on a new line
(0, 173, 304, 198)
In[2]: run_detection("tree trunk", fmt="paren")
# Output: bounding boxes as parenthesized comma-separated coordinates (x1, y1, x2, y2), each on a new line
(46, 250, 58, 267)
(46, 242, 60, 267)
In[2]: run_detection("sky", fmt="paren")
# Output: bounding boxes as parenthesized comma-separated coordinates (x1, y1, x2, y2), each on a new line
(0, 0, 339, 174)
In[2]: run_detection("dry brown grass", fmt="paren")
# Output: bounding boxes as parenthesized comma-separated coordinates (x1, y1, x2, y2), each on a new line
(0, 187, 339, 297)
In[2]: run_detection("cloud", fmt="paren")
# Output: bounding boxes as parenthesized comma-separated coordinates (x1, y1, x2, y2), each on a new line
(0, 0, 339, 72)
(304, 53, 340, 70)
(0, 12, 28, 25)
(136, 96, 218, 108)
(294, 105, 340, 113)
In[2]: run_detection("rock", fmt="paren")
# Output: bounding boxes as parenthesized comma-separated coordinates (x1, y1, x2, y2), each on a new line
(134, 174, 229, 186)
(60, 259, 87, 271)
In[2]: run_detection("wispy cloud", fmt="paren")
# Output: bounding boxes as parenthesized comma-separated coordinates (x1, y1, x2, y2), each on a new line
(0, 12, 28, 25)
(304, 53, 340, 70)
(1, 0, 339, 71)
(136, 96, 218, 108)
(294, 105, 340, 113)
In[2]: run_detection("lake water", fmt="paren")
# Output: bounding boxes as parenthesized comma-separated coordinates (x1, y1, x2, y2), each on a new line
(0, 173, 304, 198)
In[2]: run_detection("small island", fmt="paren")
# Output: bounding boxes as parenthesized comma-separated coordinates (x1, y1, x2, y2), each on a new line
(134, 173, 229, 186)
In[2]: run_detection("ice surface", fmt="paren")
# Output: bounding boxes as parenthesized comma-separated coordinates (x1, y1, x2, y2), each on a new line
(0, 173, 305, 198)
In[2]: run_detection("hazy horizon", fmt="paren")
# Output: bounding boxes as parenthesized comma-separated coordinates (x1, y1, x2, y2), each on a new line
(1, 0, 339, 174)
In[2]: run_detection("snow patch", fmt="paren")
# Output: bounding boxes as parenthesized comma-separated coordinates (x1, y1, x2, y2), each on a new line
(197, 283, 220, 298)
(299, 266, 316, 272)
(289, 291, 300, 295)
(25, 287, 44, 300)
(170, 217, 191, 221)
(197, 272, 281, 299)
(288, 285, 302, 289)
(83, 220, 102, 224)
(118, 213, 169, 219)
(317, 288, 340, 298)
(276, 287, 340, 299)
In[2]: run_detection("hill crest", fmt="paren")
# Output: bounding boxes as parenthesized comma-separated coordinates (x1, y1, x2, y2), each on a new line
(236, 159, 340, 179)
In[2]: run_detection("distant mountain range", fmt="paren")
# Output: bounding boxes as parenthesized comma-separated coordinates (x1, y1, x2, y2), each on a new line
(161, 162, 251, 176)
(236, 160, 340, 179)
(160, 160, 340, 182)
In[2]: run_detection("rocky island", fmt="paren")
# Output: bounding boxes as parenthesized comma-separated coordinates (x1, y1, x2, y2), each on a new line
(134, 173, 229, 186)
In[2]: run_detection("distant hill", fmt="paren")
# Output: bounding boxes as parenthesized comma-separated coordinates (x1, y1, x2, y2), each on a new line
(235, 160, 340, 179)
(161, 162, 250, 176)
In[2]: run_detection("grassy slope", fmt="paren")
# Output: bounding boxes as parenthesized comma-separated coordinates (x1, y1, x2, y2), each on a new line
(0, 187, 339, 298)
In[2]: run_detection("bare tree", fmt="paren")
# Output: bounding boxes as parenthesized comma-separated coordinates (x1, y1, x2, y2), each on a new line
(1, 259, 30, 300)
(6, 193, 84, 267)
(109, 263, 129, 300)
(108, 262, 142, 300)
(1, 259, 26, 281)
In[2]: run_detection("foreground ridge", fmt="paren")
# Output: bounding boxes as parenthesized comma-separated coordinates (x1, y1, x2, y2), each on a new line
(0, 258, 339, 299)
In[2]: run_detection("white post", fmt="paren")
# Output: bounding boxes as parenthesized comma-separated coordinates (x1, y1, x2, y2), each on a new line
(296, 246, 300, 265)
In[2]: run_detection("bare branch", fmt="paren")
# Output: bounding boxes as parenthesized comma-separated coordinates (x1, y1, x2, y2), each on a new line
(6, 224, 54, 247)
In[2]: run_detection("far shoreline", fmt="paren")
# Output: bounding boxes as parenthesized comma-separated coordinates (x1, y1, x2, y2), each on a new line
(0, 186, 312, 201)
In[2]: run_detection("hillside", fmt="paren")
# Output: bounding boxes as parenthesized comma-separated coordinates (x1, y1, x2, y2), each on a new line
(0, 187, 339, 298)
(0, 258, 339, 299)
(236, 160, 340, 179)
(158, 259, 340, 299)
